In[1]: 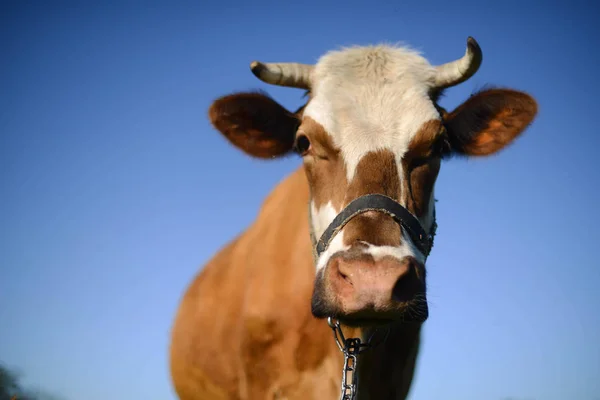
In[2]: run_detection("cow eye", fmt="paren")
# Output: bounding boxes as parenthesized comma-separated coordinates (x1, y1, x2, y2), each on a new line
(294, 134, 311, 155)
(431, 138, 444, 156)
(432, 135, 450, 157)
(410, 138, 448, 168)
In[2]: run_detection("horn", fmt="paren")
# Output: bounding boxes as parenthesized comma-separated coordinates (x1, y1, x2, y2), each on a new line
(433, 37, 483, 88)
(250, 61, 313, 89)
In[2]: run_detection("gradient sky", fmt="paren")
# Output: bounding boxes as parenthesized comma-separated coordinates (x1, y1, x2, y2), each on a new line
(1, 2, 599, 400)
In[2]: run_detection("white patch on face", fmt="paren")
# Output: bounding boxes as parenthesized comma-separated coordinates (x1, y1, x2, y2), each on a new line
(310, 200, 338, 241)
(310, 200, 351, 271)
(303, 44, 442, 183)
(316, 231, 349, 271)
(365, 231, 425, 266)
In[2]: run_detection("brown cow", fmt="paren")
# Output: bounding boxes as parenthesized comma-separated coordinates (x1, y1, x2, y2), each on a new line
(169, 37, 537, 399)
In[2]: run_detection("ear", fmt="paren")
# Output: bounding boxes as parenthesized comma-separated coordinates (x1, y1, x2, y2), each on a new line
(443, 88, 538, 157)
(208, 91, 300, 159)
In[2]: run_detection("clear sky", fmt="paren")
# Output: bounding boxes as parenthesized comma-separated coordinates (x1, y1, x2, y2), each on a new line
(1, 1, 599, 400)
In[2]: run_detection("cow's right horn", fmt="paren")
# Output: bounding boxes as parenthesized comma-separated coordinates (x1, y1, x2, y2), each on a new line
(250, 61, 313, 90)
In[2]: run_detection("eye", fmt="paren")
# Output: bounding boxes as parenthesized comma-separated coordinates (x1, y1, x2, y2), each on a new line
(410, 156, 429, 169)
(410, 137, 449, 168)
(294, 134, 311, 155)
(432, 135, 451, 158)
(431, 137, 447, 156)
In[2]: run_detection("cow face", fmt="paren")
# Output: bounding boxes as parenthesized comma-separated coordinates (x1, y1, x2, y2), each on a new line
(209, 38, 537, 327)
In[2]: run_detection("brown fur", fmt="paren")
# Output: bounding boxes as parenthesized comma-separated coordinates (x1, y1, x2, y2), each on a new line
(401, 120, 445, 218)
(170, 169, 343, 399)
(355, 322, 422, 399)
(300, 117, 346, 210)
(343, 150, 403, 248)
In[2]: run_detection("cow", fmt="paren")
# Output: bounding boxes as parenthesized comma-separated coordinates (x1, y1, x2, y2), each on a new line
(169, 37, 538, 400)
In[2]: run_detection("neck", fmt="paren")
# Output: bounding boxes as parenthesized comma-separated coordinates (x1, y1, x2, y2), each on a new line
(349, 322, 422, 400)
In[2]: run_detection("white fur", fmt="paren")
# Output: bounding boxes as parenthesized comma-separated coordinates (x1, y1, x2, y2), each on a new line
(365, 232, 425, 266)
(310, 200, 351, 270)
(310, 200, 339, 241)
(316, 231, 349, 271)
(304, 44, 441, 182)
(303, 44, 441, 271)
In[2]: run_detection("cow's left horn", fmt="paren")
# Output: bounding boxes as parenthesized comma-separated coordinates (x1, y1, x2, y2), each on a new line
(250, 61, 313, 89)
(433, 37, 483, 88)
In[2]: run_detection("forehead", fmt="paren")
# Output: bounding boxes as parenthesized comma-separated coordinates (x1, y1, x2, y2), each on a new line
(302, 45, 442, 179)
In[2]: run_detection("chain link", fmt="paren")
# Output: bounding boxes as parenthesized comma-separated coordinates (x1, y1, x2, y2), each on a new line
(340, 338, 360, 400)
(327, 317, 389, 400)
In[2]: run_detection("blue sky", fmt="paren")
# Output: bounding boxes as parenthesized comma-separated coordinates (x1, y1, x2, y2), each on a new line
(1, 1, 599, 400)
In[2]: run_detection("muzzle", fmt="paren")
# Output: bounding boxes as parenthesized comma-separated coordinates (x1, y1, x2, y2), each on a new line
(312, 194, 436, 260)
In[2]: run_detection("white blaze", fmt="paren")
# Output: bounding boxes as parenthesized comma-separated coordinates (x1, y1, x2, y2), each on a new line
(304, 44, 441, 182)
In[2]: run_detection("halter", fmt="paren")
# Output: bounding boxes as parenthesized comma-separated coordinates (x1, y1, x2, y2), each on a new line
(315, 193, 436, 259)
(308, 193, 437, 400)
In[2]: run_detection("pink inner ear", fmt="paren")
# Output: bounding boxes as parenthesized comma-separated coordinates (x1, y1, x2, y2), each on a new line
(208, 92, 300, 159)
(445, 89, 538, 157)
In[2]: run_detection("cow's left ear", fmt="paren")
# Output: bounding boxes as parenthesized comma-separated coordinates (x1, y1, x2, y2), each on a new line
(443, 88, 538, 157)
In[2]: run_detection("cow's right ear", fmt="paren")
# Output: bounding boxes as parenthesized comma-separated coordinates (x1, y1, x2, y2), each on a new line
(208, 91, 299, 159)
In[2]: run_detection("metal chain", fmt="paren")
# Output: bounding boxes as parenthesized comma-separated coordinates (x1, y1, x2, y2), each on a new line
(340, 338, 359, 400)
(327, 317, 389, 400)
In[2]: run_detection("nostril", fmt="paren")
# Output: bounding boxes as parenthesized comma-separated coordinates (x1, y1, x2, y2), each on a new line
(335, 262, 353, 286)
(391, 258, 424, 303)
(339, 270, 351, 283)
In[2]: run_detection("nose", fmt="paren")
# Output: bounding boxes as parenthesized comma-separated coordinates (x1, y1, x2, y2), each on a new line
(327, 254, 425, 314)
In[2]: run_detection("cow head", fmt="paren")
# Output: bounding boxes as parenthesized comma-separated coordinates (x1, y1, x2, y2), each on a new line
(209, 38, 537, 327)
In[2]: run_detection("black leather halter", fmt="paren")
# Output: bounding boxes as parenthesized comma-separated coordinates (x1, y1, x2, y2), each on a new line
(314, 194, 436, 259)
